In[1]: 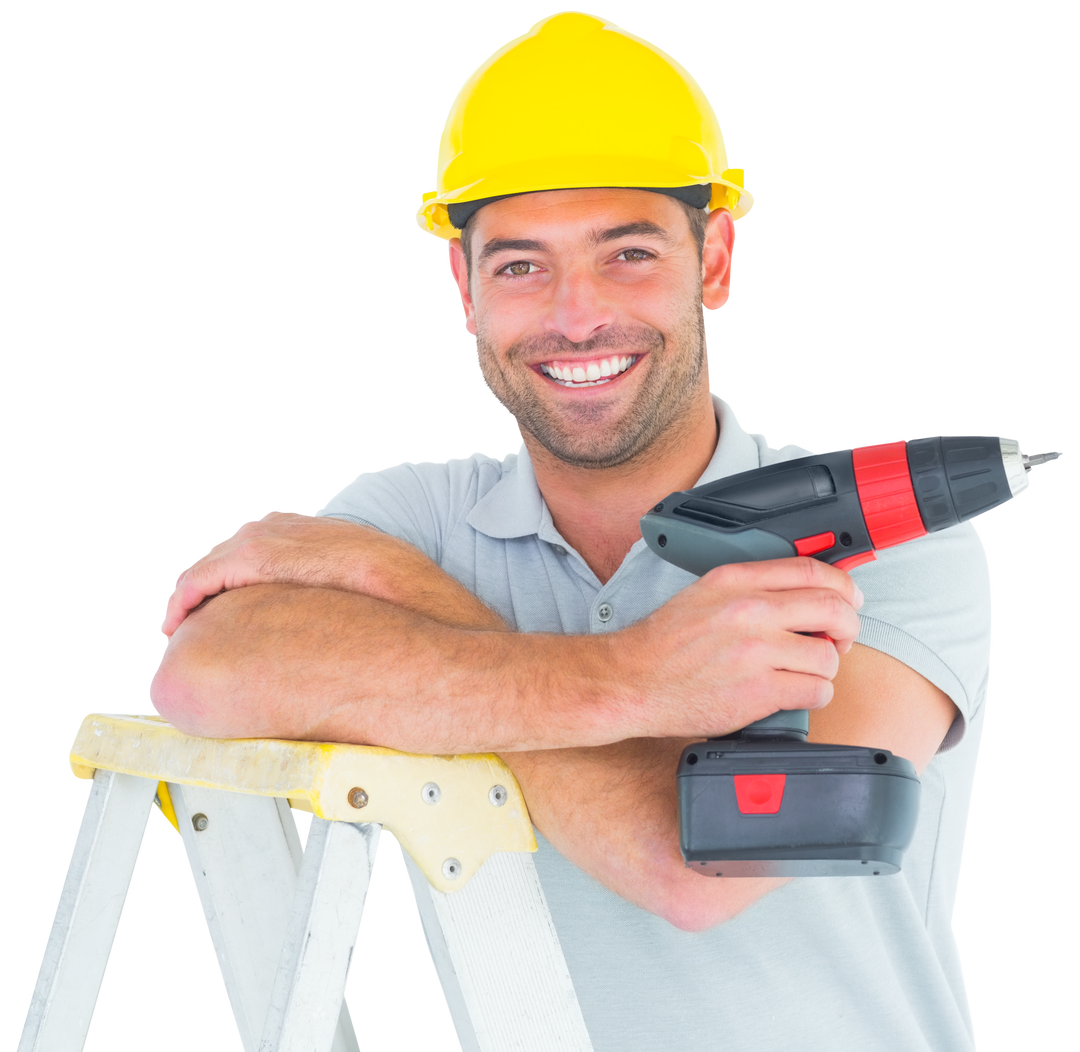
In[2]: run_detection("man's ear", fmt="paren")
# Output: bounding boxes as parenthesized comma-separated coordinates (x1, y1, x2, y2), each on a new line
(701, 208, 734, 310)
(448, 238, 477, 335)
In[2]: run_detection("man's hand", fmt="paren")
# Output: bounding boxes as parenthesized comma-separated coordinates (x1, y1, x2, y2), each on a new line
(164, 514, 366, 635)
(616, 558, 863, 738)
(163, 514, 505, 636)
(157, 511, 479, 639)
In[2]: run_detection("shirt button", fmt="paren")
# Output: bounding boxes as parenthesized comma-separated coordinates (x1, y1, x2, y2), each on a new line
(597, 603, 613, 623)
(553, 545, 567, 556)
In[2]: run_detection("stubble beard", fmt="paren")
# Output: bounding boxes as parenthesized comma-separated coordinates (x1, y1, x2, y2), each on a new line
(475, 299, 708, 470)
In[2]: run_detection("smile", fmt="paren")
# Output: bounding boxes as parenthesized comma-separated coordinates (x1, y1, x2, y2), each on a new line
(538, 355, 638, 387)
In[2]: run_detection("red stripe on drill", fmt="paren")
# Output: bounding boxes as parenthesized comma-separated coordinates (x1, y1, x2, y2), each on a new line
(851, 442, 927, 550)
(834, 551, 877, 572)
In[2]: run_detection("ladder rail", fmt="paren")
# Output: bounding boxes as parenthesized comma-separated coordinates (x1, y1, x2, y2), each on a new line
(259, 818, 380, 1052)
(19, 769, 157, 1052)
(405, 851, 594, 1052)
(169, 784, 360, 1052)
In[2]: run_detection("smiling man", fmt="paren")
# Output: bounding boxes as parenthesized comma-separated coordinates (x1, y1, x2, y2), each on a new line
(153, 13, 989, 1051)
(464, 198, 711, 472)
(454, 188, 730, 588)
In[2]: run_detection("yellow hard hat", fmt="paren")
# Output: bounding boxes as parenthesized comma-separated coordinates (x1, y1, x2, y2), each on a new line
(417, 11, 751, 239)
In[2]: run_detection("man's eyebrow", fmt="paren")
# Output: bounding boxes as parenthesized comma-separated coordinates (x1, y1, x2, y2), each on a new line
(477, 238, 548, 265)
(478, 222, 675, 264)
(591, 221, 673, 248)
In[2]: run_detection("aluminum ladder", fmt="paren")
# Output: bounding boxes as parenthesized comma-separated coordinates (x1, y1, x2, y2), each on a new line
(19, 714, 594, 1052)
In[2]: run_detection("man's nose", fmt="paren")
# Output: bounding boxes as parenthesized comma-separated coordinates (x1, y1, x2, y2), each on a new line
(544, 268, 616, 344)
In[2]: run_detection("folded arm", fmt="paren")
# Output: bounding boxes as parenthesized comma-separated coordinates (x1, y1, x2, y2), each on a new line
(152, 514, 955, 931)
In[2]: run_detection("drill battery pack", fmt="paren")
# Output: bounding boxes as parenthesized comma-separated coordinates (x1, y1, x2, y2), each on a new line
(677, 739, 921, 877)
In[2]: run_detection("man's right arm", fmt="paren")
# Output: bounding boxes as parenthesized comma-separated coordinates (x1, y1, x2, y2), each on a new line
(152, 541, 856, 753)
(155, 580, 615, 750)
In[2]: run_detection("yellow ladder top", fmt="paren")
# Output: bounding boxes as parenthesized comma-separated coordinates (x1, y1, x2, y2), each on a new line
(70, 714, 535, 891)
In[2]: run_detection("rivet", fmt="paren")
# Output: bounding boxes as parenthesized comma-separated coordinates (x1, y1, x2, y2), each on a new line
(348, 787, 369, 809)
(192, 813, 209, 832)
(489, 785, 507, 807)
(422, 782, 441, 804)
(442, 858, 462, 880)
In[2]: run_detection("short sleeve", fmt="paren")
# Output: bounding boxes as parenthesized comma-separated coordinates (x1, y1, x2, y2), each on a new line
(317, 453, 512, 567)
(850, 521, 991, 750)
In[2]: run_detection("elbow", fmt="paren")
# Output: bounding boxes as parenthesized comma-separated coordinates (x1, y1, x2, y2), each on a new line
(151, 645, 217, 738)
(647, 868, 778, 933)
(652, 872, 730, 928)
(151, 628, 241, 739)
(654, 896, 733, 934)
(150, 597, 298, 741)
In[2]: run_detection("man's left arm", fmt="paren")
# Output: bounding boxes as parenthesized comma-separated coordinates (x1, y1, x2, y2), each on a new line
(505, 644, 956, 933)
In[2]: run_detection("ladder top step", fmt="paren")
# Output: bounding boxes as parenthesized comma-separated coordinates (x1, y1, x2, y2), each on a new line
(70, 714, 535, 891)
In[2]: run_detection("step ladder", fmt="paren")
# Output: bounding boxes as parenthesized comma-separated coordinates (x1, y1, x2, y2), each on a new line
(20, 714, 594, 1052)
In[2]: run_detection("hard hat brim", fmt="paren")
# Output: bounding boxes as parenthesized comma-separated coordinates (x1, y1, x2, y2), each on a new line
(417, 174, 752, 238)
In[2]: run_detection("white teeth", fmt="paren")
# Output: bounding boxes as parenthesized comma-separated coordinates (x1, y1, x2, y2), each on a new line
(540, 355, 637, 386)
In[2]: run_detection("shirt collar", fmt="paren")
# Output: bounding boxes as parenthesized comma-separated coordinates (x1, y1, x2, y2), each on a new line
(466, 396, 762, 541)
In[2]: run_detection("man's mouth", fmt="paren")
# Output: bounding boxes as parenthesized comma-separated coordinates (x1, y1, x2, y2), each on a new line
(537, 355, 639, 387)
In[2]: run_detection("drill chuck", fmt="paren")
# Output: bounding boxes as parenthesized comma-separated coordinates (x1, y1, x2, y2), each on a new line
(905, 436, 1024, 531)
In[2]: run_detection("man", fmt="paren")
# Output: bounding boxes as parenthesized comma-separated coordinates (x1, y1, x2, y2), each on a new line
(153, 13, 989, 1050)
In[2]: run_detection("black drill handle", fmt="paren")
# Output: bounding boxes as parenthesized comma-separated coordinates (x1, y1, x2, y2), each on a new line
(641, 450, 869, 741)
(735, 709, 809, 741)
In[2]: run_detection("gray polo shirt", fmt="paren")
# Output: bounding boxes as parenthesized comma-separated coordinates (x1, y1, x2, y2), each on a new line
(321, 398, 990, 1052)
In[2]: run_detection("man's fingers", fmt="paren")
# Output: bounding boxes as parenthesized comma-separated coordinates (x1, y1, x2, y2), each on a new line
(707, 587, 860, 655)
(774, 588, 861, 644)
(705, 557, 864, 610)
(161, 512, 366, 636)
(766, 669, 835, 712)
(159, 535, 259, 635)
(163, 571, 222, 636)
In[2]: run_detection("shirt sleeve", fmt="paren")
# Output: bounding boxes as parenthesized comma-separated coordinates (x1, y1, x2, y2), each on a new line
(849, 520, 991, 751)
(317, 461, 455, 564)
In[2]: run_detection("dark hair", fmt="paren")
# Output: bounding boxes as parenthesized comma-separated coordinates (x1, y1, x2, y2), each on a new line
(460, 196, 709, 278)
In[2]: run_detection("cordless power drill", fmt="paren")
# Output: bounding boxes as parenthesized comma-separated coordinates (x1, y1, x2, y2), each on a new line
(640, 436, 1059, 878)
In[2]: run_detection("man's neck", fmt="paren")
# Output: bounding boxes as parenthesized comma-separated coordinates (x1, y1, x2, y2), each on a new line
(523, 389, 719, 585)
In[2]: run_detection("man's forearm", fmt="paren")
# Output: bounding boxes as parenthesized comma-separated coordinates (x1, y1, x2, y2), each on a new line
(155, 573, 785, 930)
(501, 739, 786, 931)
(153, 518, 886, 767)
(154, 582, 633, 752)
(150, 561, 760, 928)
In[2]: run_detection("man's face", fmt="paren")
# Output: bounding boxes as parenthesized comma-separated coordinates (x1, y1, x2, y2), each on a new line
(451, 189, 721, 470)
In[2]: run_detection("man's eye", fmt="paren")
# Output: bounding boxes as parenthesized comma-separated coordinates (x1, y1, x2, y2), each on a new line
(617, 248, 653, 262)
(501, 260, 538, 276)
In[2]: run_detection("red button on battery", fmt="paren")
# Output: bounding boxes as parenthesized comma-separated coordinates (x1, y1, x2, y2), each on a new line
(734, 773, 787, 814)
(794, 531, 836, 557)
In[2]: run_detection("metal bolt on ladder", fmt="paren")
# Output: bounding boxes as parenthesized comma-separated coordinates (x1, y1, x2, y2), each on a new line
(19, 714, 594, 1052)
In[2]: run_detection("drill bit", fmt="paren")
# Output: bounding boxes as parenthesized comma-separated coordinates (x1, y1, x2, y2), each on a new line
(1023, 451, 1061, 471)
